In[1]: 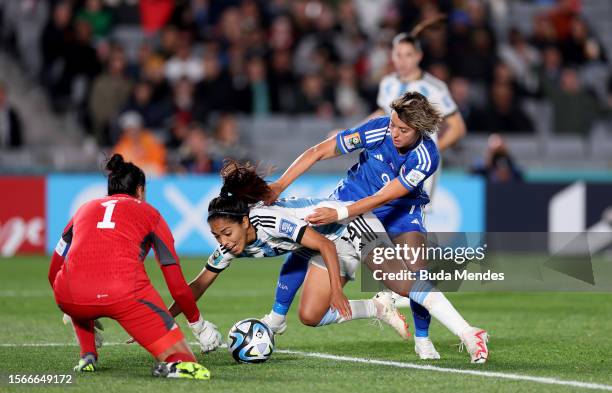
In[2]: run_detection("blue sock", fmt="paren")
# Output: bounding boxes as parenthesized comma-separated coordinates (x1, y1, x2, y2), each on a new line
(272, 253, 310, 315)
(410, 300, 432, 337)
(408, 279, 434, 338)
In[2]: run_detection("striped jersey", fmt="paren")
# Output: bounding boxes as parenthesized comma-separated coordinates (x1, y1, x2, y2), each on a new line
(377, 71, 457, 118)
(206, 198, 367, 272)
(333, 116, 439, 210)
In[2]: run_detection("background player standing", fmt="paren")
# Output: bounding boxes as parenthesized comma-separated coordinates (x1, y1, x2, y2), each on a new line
(48, 154, 220, 380)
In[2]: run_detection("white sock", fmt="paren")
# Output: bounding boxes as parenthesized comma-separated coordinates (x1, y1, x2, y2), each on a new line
(317, 300, 376, 326)
(267, 310, 286, 325)
(391, 292, 412, 308)
(349, 299, 377, 320)
(420, 291, 470, 337)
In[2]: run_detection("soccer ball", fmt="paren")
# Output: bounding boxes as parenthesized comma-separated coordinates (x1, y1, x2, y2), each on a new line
(227, 318, 274, 363)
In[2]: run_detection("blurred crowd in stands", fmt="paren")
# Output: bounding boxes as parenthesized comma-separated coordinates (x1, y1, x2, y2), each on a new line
(1, 0, 611, 175)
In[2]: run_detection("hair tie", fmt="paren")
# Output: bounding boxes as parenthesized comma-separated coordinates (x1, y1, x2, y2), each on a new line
(209, 209, 245, 217)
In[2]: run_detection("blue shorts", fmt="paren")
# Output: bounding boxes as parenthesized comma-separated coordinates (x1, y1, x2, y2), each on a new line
(373, 205, 426, 238)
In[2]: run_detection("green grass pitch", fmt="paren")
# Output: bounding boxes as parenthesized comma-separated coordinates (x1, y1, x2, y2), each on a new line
(1, 256, 612, 392)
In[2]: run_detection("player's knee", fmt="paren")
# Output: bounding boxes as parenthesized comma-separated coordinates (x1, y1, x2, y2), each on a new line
(298, 308, 322, 327)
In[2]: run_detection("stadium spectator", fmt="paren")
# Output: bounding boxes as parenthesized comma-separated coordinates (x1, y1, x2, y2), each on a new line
(244, 56, 271, 116)
(335, 64, 366, 117)
(121, 80, 172, 131)
(76, 0, 113, 41)
(268, 49, 298, 113)
(88, 48, 133, 146)
(211, 114, 250, 162)
(538, 46, 564, 90)
(177, 126, 222, 174)
(559, 17, 605, 66)
(294, 74, 334, 118)
(449, 76, 477, 130)
(192, 52, 232, 123)
(164, 39, 204, 84)
(40, 2, 73, 86)
(140, 0, 174, 34)
(471, 133, 523, 183)
(170, 79, 195, 131)
(50, 19, 101, 112)
(547, 0, 580, 42)
(546, 67, 605, 134)
(498, 28, 541, 93)
(529, 12, 557, 50)
(113, 111, 166, 175)
(0, 82, 23, 149)
(472, 81, 534, 133)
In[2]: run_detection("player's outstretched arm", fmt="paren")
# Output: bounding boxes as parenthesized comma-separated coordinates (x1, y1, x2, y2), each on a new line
(168, 268, 220, 318)
(437, 112, 466, 152)
(306, 178, 408, 225)
(265, 135, 340, 204)
(298, 227, 351, 319)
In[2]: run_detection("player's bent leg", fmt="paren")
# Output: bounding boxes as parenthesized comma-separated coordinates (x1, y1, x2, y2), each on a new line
(112, 288, 211, 378)
(298, 263, 347, 326)
(300, 261, 409, 339)
(56, 302, 100, 371)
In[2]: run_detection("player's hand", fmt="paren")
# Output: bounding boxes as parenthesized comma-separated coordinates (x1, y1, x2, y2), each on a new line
(189, 317, 223, 353)
(330, 289, 352, 320)
(305, 207, 338, 225)
(263, 182, 283, 205)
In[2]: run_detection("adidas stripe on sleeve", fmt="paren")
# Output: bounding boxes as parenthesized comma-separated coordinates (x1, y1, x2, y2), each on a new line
(335, 117, 390, 154)
(398, 141, 439, 192)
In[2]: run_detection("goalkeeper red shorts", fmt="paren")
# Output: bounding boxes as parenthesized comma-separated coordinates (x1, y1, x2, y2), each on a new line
(56, 286, 185, 358)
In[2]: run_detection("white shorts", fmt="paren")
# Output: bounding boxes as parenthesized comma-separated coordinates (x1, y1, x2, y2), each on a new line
(309, 212, 391, 281)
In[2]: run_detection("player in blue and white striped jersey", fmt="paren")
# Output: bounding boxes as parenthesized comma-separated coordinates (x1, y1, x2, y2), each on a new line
(171, 161, 412, 346)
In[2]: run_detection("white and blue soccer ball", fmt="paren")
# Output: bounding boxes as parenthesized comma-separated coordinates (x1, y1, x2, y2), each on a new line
(227, 318, 274, 363)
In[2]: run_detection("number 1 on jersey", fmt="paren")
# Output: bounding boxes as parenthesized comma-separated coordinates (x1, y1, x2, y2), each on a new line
(97, 200, 117, 229)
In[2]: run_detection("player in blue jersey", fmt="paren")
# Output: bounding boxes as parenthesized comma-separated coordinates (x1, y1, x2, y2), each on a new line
(167, 160, 413, 346)
(262, 92, 489, 363)
(368, 18, 468, 360)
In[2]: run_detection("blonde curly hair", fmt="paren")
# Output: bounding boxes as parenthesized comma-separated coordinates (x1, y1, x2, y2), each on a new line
(390, 92, 443, 137)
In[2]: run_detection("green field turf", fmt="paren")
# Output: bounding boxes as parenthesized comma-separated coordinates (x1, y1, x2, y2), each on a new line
(1, 256, 612, 393)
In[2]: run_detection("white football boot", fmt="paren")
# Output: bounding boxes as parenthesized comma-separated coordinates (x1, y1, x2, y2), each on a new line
(261, 312, 288, 335)
(414, 336, 441, 360)
(460, 327, 489, 364)
(373, 292, 410, 340)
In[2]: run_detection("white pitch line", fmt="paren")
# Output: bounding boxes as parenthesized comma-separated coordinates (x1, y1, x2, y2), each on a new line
(276, 349, 612, 392)
(2, 342, 611, 391)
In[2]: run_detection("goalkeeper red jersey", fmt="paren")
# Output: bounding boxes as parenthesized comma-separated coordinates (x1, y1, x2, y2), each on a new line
(49, 193, 199, 322)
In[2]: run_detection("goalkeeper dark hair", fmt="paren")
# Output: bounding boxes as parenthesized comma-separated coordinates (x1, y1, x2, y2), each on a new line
(392, 14, 448, 51)
(105, 154, 146, 197)
(207, 160, 271, 224)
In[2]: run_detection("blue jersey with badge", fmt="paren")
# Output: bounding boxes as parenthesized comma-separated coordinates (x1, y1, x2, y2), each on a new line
(332, 116, 439, 213)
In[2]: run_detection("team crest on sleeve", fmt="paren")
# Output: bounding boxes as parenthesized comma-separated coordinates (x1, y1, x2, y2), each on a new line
(405, 169, 426, 187)
(343, 132, 362, 150)
(279, 219, 297, 237)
